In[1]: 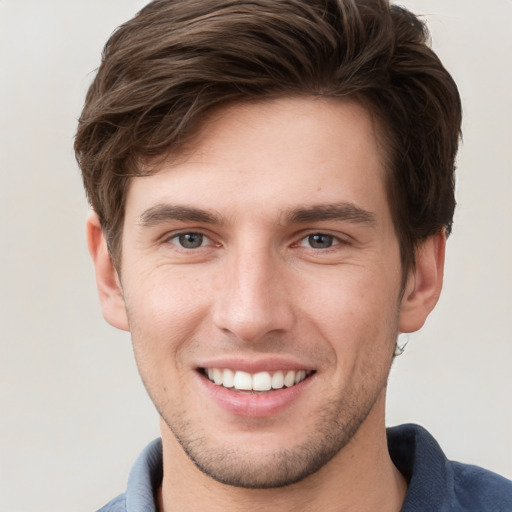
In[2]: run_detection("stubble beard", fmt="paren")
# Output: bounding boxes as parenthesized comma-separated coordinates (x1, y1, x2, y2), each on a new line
(157, 378, 386, 489)
(127, 300, 400, 490)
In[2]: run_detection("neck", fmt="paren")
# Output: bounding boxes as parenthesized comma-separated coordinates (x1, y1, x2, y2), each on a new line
(158, 398, 406, 512)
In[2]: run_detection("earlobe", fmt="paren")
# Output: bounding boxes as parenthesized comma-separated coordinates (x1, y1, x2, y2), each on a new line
(86, 212, 130, 331)
(398, 231, 446, 333)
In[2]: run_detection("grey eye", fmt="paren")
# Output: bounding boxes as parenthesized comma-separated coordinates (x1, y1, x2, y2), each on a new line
(177, 233, 204, 249)
(307, 234, 334, 249)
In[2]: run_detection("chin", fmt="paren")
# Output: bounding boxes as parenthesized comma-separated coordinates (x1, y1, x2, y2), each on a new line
(160, 391, 377, 489)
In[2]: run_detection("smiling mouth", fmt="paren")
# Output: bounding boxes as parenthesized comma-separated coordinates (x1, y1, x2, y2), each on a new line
(201, 368, 314, 392)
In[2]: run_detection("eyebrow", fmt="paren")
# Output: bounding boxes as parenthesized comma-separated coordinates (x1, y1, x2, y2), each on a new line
(284, 203, 376, 226)
(138, 202, 376, 228)
(138, 204, 222, 227)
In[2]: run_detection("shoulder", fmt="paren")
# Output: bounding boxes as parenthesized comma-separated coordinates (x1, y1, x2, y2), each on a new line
(387, 424, 512, 511)
(450, 461, 512, 511)
(96, 493, 126, 512)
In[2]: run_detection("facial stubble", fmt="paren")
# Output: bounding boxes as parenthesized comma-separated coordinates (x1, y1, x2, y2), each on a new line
(161, 385, 385, 489)
(128, 325, 399, 489)
(125, 295, 401, 490)
(126, 284, 402, 490)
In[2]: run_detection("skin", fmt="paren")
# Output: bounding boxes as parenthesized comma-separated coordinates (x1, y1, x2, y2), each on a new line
(88, 96, 445, 511)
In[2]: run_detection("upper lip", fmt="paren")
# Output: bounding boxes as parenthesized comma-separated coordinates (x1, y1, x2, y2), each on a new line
(196, 357, 315, 374)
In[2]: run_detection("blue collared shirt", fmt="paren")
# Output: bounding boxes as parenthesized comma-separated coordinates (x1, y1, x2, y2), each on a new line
(97, 424, 512, 511)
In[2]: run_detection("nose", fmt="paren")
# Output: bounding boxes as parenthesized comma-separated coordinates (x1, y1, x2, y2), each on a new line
(212, 245, 295, 343)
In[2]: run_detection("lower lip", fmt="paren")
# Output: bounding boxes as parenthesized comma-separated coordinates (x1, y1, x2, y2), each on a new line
(197, 372, 315, 418)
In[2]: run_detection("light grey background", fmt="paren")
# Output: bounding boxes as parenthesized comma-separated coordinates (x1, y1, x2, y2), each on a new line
(0, 1, 510, 511)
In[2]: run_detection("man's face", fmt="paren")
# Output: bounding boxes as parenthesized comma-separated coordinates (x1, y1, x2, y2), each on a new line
(117, 97, 408, 487)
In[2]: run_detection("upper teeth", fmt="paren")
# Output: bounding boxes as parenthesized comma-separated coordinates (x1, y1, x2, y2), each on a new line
(205, 368, 309, 391)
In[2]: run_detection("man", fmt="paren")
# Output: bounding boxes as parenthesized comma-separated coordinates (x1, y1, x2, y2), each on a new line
(74, 0, 512, 510)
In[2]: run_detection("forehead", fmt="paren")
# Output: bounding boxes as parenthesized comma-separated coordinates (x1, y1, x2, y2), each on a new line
(125, 96, 390, 224)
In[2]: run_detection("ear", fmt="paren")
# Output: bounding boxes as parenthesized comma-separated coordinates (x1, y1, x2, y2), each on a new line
(398, 231, 446, 333)
(86, 212, 129, 331)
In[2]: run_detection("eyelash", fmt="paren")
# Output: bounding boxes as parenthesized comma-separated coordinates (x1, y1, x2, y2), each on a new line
(296, 233, 341, 250)
(167, 232, 216, 250)
(165, 231, 346, 251)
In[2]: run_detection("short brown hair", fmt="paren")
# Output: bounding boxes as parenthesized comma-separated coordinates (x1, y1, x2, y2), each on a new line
(75, 0, 462, 272)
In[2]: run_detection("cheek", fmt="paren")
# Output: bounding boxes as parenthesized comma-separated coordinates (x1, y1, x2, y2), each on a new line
(300, 268, 393, 322)
(299, 269, 400, 360)
(124, 269, 212, 364)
